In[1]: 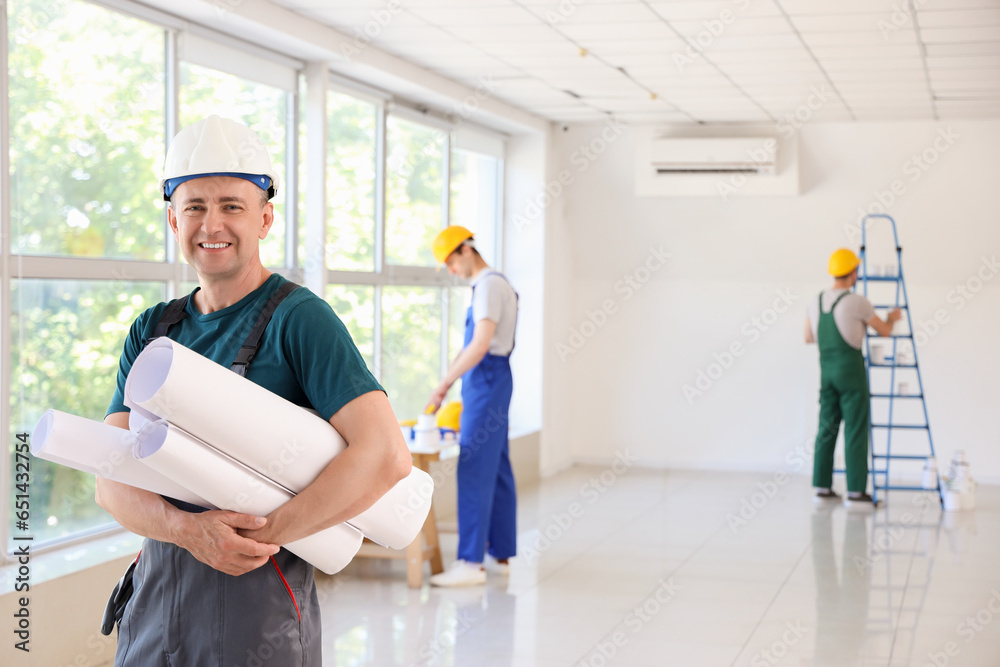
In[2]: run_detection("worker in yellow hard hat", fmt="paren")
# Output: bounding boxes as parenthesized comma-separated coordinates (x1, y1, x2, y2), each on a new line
(805, 248, 901, 506)
(426, 225, 519, 587)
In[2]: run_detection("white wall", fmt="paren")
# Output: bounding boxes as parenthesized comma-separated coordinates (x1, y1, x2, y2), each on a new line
(545, 119, 1000, 484)
(504, 132, 546, 439)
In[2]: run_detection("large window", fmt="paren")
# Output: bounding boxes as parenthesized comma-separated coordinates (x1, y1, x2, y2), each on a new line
(325, 91, 377, 272)
(179, 62, 290, 268)
(8, 0, 166, 260)
(2, 2, 504, 566)
(385, 115, 446, 267)
(10, 281, 166, 543)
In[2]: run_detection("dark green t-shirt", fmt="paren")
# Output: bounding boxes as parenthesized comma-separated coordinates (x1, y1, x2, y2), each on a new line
(107, 274, 382, 420)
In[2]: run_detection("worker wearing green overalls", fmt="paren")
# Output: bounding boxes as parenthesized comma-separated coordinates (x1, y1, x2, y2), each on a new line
(805, 249, 901, 506)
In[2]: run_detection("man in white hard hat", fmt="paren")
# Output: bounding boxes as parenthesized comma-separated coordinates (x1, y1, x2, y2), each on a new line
(96, 115, 411, 666)
(805, 248, 901, 507)
(425, 226, 518, 587)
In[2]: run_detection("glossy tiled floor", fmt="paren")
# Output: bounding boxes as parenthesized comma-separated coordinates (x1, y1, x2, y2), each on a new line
(318, 467, 1000, 666)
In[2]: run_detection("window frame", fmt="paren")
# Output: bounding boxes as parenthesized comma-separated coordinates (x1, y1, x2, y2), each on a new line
(0, 0, 507, 574)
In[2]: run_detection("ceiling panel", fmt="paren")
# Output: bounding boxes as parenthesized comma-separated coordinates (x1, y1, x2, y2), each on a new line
(262, 0, 1000, 124)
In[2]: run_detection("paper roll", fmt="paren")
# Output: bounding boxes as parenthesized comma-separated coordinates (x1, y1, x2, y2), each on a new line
(125, 338, 346, 491)
(347, 466, 434, 549)
(30, 410, 212, 507)
(125, 338, 432, 549)
(135, 421, 363, 574)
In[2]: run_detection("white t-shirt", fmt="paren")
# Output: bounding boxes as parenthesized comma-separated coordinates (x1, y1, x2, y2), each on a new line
(470, 270, 517, 356)
(806, 289, 875, 350)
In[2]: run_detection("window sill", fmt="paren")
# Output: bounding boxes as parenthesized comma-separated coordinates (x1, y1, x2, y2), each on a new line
(2, 529, 141, 592)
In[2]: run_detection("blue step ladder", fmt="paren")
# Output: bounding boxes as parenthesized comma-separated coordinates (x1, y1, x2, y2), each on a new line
(857, 214, 942, 506)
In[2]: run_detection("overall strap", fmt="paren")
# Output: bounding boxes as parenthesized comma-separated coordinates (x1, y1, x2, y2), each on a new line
(143, 294, 192, 348)
(830, 290, 851, 312)
(230, 281, 300, 377)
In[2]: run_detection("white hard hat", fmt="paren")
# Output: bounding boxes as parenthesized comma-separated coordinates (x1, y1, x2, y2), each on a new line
(159, 115, 279, 201)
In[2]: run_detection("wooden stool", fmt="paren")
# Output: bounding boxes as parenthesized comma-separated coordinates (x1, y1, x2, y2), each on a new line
(356, 449, 444, 587)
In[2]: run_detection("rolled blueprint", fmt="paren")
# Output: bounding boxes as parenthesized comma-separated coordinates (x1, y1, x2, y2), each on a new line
(31, 410, 211, 508)
(135, 420, 363, 575)
(124, 338, 432, 549)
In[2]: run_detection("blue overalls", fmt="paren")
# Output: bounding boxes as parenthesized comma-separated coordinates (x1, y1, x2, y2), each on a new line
(457, 273, 517, 564)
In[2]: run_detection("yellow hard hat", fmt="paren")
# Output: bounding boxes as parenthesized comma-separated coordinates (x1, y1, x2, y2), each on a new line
(432, 226, 474, 264)
(828, 248, 860, 277)
(436, 401, 462, 431)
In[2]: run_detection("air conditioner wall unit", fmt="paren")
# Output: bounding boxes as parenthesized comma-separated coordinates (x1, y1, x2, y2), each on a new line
(649, 136, 777, 175)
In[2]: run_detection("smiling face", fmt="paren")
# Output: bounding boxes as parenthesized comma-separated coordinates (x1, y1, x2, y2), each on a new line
(167, 176, 273, 284)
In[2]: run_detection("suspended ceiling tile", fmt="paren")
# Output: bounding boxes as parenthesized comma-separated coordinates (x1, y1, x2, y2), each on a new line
(471, 40, 580, 58)
(406, 6, 539, 26)
(926, 42, 1000, 56)
(778, 0, 900, 15)
(935, 100, 1000, 117)
(688, 108, 775, 121)
(917, 8, 1000, 28)
(274, 0, 388, 9)
(799, 28, 919, 47)
(827, 69, 928, 84)
(791, 13, 899, 32)
(613, 111, 696, 124)
(584, 38, 699, 57)
(558, 21, 680, 42)
(365, 24, 456, 44)
(822, 57, 926, 72)
(930, 68, 1000, 82)
(808, 43, 924, 59)
(852, 106, 936, 120)
(666, 16, 792, 37)
(709, 47, 817, 64)
(927, 54, 1000, 69)
(921, 26, 1000, 43)
(644, 0, 784, 21)
(678, 33, 804, 50)
(448, 25, 566, 42)
(556, 2, 662, 25)
(917, 0, 1000, 10)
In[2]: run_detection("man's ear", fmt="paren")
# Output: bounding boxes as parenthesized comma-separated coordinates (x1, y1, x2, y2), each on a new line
(259, 201, 275, 240)
(167, 205, 179, 236)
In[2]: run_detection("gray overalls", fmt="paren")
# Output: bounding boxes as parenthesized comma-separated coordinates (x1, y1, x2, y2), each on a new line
(113, 283, 321, 666)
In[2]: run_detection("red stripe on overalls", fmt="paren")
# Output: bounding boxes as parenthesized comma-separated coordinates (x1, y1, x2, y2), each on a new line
(270, 556, 301, 622)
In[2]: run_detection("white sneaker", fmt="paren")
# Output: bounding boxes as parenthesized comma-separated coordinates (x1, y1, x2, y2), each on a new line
(485, 556, 510, 576)
(429, 560, 486, 587)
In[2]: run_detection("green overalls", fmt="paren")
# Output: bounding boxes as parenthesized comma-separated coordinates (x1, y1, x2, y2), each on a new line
(813, 291, 871, 494)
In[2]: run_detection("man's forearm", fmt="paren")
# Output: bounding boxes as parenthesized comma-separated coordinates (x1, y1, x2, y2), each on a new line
(441, 343, 488, 389)
(244, 390, 411, 547)
(95, 476, 185, 544)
